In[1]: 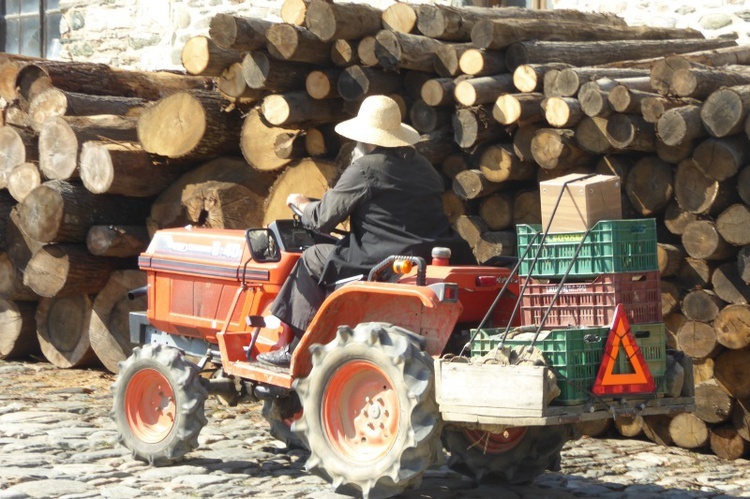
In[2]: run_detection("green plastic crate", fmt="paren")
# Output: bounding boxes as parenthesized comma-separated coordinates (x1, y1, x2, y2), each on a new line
(516, 219, 658, 278)
(611, 322, 667, 393)
(470, 327, 607, 405)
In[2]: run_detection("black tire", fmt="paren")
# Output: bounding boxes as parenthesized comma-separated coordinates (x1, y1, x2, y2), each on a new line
(262, 395, 306, 450)
(111, 344, 208, 465)
(293, 323, 441, 499)
(443, 424, 574, 483)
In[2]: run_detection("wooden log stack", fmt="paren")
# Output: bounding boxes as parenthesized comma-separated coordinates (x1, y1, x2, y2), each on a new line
(2, 2, 750, 460)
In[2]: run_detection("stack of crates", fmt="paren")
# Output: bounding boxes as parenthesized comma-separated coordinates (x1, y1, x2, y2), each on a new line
(471, 174, 668, 404)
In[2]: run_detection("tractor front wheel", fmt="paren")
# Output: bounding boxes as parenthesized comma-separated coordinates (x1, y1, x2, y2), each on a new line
(293, 323, 441, 498)
(111, 344, 208, 465)
(443, 425, 573, 483)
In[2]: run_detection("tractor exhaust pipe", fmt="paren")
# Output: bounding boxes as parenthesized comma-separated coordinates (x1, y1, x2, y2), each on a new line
(127, 286, 148, 300)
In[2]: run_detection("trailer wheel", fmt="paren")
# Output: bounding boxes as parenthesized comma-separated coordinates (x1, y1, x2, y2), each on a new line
(111, 344, 208, 465)
(443, 424, 573, 483)
(293, 323, 441, 498)
(262, 395, 306, 449)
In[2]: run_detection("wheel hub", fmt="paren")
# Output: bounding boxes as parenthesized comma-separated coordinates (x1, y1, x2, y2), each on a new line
(463, 427, 528, 454)
(125, 368, 176, 444)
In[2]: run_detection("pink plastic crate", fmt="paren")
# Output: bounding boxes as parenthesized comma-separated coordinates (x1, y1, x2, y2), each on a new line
(520, 271, 662, 327)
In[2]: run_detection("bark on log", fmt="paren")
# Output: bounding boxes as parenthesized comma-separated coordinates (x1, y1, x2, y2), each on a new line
(452, 169, 502, 200)
(280, 0, 309, 26)
(657, 104, 707, 146)
(455, 74, 515, 107)
(701, 85, 750, 138)
(574, 116, 613, 154)
(712, 262, 750, 305)
(209, 14, 271, 51)
(658, 243, 685, 278)
(138, 91, 242, 160)
(79, 141, 185, 197)
(669, 413, 709, 449)
(471, 18, 702, 51)
(266, 23, 332, 65)
(89, 270, 147, 373)
(306, 69, 341, 99)
(409, 100, 450, 133)
(739, 166, 750, 206)
(478, 143, 536, 183)
(595, 155, 633, 179)
(624, 156, 673, 216)
(86, 225, 149, 258)
(452, 106, 506, 149)
(242, 51, 314, 92)
(24, 244, 123, 298)
(455, 215, 487, 248)
(715, 304, 750, 350)
(675, 159, 734, 216)
(5, 207, 43, 272)
(677, 319, 720, 359)
(551, 67, 651, 99)
(513, 63, 573, 93)
(494, 93, 545, 126)
(671, 67, 750, 100)
(615, 415, 644, 437)
(544, 97, 584, 129)
(382, 2, 417, 34)
(642, 415, 674, 446)
(678, 257, 714, 290)
(577, 79, 616, 118)
(441, 153, 469, 179)
(715, 349, 750, 399)
(305, 0, 382, 42)
(261, 91, 346, 126)
(36, 294, 97, 368)
(683, 289, 724, 323)
(19, 179, 152, 244)
(331, 39, 359, 67)
(262, 158, 341, 226)
(181, 36, 243, 76)
(0, 299, 38, 360)
(337, 65, 402, 102)
(531, 128, 591, 171)
(0, 126, 37, 187)
(608, 85, 660, 114)
(710, 425, 749, 460)
(693, 135, 749, 182)
(717, 204, 750, 246)
(694, 380, 732, 424)
(513, 190, 542, 225)
(505, 38, 736, 72)
(683, 220, 736, 261)
(606, 114, 656, 152)
(478, 192, 514, 231)
(641, 96, 698, 124)
(375, 30, 446, 73)
(15, 62, 214, 101)
(661, 279, 682, 316)
(0, 253, 39, 301)
(6, 163, 40, 203)
(656, 139, 693, 164)
(459, 49, 506, 76)
(442, 191, 466, 227)
(148, 157, 276, 234)
(433, 43, 473, 77)
(218, 62, 265, 103)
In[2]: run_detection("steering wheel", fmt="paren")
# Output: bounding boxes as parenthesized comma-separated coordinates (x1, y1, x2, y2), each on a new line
(288, 203, 349, 238)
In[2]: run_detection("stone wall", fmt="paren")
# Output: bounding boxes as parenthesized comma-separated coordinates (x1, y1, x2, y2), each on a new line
(58, 0, 750, 71)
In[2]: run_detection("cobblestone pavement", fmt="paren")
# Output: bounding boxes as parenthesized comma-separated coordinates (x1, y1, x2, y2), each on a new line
(1, 360, 750, 499)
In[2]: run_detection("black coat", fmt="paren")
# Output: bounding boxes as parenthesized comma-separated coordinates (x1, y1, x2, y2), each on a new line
(301, 146, 475, 284)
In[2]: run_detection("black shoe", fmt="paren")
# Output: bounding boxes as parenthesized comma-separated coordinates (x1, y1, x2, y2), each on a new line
(257, 336, 299, 368)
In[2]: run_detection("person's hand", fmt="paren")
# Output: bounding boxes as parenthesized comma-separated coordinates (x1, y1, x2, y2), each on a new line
(286, 193, 311, 212)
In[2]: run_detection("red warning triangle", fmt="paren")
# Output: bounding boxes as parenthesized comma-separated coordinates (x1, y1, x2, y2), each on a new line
(592, 304, 655, 396)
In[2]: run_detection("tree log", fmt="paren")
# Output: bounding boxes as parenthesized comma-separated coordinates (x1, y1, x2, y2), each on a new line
(240, 109, 304, 172)
(661, 279, 682, 316)
(577, 79, 616, 118)
(478, 192, 514, 231)
(701, 85, 750, 138)
(24, 244, 123, 298)
(715, 349, 750, 399)
(0, 253, 39, 301)
(455, 215, 487, 248)
(433, 43, 473, 77)
(266, 22, 332, 65)
(86, 225, 149, 258)
(714, 304, 750, 350)
(261, 91, 346, 126)
(658, 243, 684, 278)
(281, 0, 309, 26)
(669, 413, 709, 449)
(615, 415, 644, 437)
(544, 97, 584, 128)
(683, 289, 724, 323)
(595, 155, 633, 179)
(625, 156, 673, 216)
(409, 100, 450, 133)
(442, 191, 466, 227)
(678, 257, 714, 291)
(375, 30, 445, 73)
(454, 74, 515, 107)
(181, 36, 243, 76)
(732, 398, 750, 441)
(546, 67, 650, 98)
(710, 425, 749, 460)
(739, 245, 750, 284)
(242, 51, 314, 92)
(459, 49, 506, 76)
(505, 38, 736, 72)
(36, 294, 97, 368)
(663, 312, 685, 349)
(331, 39, 359, 67)
(712, 262, 750, 305)
(209, 14, 271, 51)
(0, 126, 37, 187)
(306, 69, 341, 100)
(574, 116, 613, 154)
(452, 106, 506, 149)
(657, 105, 707, 146)
(79, 141, 185, 197)
(472, 231, 516, 264)
(641, 96, 698, 124)
(576, 419, 611, 438)
(694, 135, 749, 182)
(5, 207, 43, 273)
(478, 143, 536, 183)
(683, 220, 736, 261)
(609, 86, 660, 114)
(693, 357, 715, 384)
(494, 93, 545, 126)
(181, 181, 269, 230)
(513, 123, 542, 162)
(381, 2, 417, 34)
(656, 139, 693, 164)
(513, 63, 573, 93)
(19, 179, 152, 244)
(0, 299, 38, 360)
(89, 270, 147, 373)
(531, 128, 591, 171)
(452, 169, 502, 200)
(717, 204, 750, 247)
(677, 319, 720, 360)
(672, 67, 750, 100)
(421, 77, 460, 107)
(606, 113, 656, 152)
(337, 65, 402, 102)
(665, 200, 698, 237)
(218, 62, 265, 103)
(305, 0, 382, 41)
(513, 190, 542, 226)
(138, 91, 242, 160)
(7, 163, 40, 203)
(675, 159, 734, 216)
(642, 415, 674, 446)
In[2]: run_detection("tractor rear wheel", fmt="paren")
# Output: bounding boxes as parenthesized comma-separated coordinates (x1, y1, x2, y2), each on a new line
(262, 395, 306, 449)
(111, 344, 208, 465)
(293, 323, 441, 498)
(443, 425, 573, 483)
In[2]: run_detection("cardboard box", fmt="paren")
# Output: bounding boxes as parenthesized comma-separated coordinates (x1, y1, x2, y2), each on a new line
(540, 173, 622, 232)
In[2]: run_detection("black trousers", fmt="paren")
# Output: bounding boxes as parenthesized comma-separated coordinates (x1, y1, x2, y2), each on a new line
(270, 244, 335, 339)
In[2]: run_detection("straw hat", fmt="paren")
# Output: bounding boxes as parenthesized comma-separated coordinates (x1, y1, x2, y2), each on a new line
(335, 95, 420, 148)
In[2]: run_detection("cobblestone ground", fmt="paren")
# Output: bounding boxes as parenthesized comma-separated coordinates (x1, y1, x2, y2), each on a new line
(1, 360, 750, 499)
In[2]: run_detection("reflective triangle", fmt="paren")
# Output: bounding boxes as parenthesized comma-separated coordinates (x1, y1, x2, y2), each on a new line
(592, 303, 655, 395)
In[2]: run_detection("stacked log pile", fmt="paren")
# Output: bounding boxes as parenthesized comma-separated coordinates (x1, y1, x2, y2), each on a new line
(0, 2, 750, 459)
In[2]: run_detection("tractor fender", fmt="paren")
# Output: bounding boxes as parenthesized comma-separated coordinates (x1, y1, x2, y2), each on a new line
(289, 281, 463, 379)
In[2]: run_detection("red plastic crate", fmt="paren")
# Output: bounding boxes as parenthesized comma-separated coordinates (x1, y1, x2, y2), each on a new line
(520, 271, 662, 327)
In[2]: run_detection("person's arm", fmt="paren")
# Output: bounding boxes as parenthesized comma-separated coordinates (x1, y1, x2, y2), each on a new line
(300, 161, 370, 233)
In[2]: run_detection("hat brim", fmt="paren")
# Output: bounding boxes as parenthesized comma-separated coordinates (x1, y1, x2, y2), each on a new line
(335, 116, 421, 147)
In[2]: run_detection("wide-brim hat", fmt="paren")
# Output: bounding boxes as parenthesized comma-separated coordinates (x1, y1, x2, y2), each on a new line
(335, 95, 421, 148)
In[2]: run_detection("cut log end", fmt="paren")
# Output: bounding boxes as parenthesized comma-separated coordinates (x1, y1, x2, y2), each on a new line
(137, 93, 207, 158)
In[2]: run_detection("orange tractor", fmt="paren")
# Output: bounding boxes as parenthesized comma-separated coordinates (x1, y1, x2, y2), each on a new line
(113, 212, 694, 498)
